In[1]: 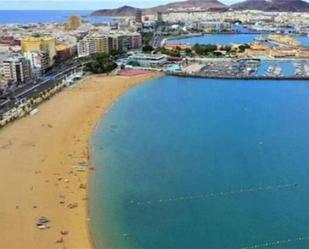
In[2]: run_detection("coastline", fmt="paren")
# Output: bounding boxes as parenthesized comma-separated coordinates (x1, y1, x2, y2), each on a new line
(166, 72, 309, 80)
(0, 71, 163, 249)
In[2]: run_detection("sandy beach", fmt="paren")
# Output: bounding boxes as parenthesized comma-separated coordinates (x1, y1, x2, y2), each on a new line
(0, 71, 162, 249)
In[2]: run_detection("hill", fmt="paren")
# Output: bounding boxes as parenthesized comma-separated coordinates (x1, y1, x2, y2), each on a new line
(91, 0, 226, 16)
(145, 0, 227, 14)
(91, 5, 139, 16)
(230, 0, 309, 12)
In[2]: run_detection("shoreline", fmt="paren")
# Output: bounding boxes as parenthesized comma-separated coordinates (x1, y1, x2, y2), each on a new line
(0, 71, 163, 249)
(166, 72, 309, 80)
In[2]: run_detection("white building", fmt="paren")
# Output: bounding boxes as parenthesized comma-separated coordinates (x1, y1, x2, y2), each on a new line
(198, 21, 232, 32)
(0, 45, 9, 65)
(127, 53, 167, 67)
(77, 38, 96, 57)
(3, 55, 32, 83)
(77, 32, 142, 57)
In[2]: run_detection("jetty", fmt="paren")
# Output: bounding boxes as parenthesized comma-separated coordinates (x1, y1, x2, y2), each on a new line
(166, 71, 309, 80)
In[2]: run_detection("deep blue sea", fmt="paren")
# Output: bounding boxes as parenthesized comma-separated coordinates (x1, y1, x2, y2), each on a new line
(0, 10, 113, 24)
(90, 76, 309, 249)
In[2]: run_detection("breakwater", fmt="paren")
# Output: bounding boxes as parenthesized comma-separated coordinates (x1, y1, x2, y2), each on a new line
(166, 71, 309, 80)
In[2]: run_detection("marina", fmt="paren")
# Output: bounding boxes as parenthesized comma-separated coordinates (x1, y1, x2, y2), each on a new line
(168, 59, 309, 80)
(167, 33, 309, 47)
(167, 33, 258, 46)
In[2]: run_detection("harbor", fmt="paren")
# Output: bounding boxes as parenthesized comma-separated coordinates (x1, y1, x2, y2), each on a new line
(166, 58, 309, 80)
(166, 33, 309, 47)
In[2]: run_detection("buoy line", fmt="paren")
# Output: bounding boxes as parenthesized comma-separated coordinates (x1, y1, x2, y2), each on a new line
(241, 235, 309, 249)
(129, 183, 298, 206)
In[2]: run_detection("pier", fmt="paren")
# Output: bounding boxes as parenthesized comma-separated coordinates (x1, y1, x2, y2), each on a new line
(166, 71, 309, 80)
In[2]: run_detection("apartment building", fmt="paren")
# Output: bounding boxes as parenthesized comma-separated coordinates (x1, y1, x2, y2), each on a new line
(3, 55, 32, 83)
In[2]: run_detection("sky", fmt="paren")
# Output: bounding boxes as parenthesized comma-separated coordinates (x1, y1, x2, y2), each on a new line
(0, 0, 241, 10)
(0, 0, 308, 10)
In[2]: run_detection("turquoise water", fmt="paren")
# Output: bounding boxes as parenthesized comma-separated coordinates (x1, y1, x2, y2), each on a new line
(167, 34, 257, 45)
(90, 76, 309, 249)
(166, 64, 181, 72)
(167, 34, 309, 47)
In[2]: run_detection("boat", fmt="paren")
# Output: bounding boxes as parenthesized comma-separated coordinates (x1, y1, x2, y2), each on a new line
(267, 65, 274, 73)
(255, 35, 267, 42)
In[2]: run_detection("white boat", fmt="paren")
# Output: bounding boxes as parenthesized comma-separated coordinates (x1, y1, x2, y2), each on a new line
(30, 108, 39, 116)
(255, 35, 267, 42)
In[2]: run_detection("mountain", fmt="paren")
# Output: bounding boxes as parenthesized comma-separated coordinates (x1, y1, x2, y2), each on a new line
(91, 0, 227, 16)
(91, 0, 309, 16)
(145, 0, 227, 14)
(230, 0, 309, 12)
(91, 5, 139, 16)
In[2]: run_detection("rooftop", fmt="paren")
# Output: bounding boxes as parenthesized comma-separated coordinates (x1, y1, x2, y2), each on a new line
(22, 36, 55, 42)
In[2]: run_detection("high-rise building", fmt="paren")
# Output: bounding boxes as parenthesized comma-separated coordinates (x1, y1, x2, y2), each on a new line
(157, 12, 163, 23)
(108, 36, 118, 52)
(68, 15, 81, 30)
(3, 55, 32, 83)
(21, 36, 56, 67)
(93, 36, 110, 54)
(117, 35, 129, 52)
(77, 38, 96, 57)
(135, 9, 142, 23)
(24, 51, 49, 76)
(127, 33, 142, 49)
(78, 36, 112, 57)
(56, 44, 72, 62)
(77, 32, 142, 57)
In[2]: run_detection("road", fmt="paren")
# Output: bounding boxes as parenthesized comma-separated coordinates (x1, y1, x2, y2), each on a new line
(0, 59, 88, 114)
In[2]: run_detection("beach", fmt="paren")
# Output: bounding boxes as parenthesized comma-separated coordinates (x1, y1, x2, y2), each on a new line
(0, 71, 162, 249)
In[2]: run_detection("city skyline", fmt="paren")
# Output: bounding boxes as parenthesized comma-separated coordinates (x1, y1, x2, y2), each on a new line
(0, 0, 256, 10)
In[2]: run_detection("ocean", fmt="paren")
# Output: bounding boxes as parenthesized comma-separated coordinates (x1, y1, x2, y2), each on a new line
(0, 10, 113, 24)
(90, 76, 309, 249)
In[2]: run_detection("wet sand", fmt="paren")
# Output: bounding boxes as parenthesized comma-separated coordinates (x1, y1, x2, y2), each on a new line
(0, 72, 162, 249)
